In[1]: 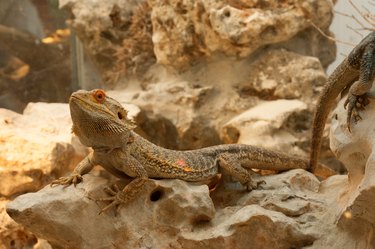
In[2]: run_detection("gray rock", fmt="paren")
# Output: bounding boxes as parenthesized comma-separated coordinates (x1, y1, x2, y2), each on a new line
(7, 175, 215, 249)
(7, 166, 375, 248)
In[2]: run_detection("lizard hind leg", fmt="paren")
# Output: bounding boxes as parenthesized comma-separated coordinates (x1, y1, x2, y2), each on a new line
(345, 38, 375, 132)
(344, 93, 370, 132)
(217, 153, 265, 191)
(95, 177, 148, 215)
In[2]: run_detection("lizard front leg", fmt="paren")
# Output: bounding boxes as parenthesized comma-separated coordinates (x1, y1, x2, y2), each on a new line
(50, 152, 95, 187)
(218, 153, 264, 190)
(96, 155, 148, 214)
(344, 38, 375, 131)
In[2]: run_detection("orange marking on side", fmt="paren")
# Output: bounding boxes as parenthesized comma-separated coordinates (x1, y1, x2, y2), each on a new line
(176, 159, 187, 167)
(176, 159, 193, 172)
(183, 167, 193, 172)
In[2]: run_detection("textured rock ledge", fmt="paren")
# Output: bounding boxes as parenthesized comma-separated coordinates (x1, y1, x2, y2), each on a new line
(7, 169, 374, 249)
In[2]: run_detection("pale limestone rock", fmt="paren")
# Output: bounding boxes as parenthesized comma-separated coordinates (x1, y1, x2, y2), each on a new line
(60, 0, 335, 79)
(179, 205, 315, 249)
(33, 239, 53, 249)
(150, 0, 333, 68)
(0, 103, 87, 197)
(221, 99, 307, 154)
(234, 49, 327, 103)
(7, 175, 215, 249)
(109, 49, 326, 152)
(330, 97, 375, 225)
(7, 169, 375, 248)
(311, 175, 375, 249)
(109, 82, 220, 149)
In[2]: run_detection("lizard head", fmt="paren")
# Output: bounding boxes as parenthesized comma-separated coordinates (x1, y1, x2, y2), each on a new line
(69, 89, 136, 148)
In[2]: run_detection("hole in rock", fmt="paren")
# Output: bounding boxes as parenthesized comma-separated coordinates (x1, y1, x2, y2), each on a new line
(192, 214, 212, 226)
(150, 188, 164, 202)
(224, 9, 231, 17)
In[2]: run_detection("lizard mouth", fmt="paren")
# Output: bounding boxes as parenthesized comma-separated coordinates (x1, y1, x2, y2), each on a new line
(69, 95, 91, 113)
(69, 93, 118, 121)
(69, 94, 86, 105)
(70, 94, 104, 112)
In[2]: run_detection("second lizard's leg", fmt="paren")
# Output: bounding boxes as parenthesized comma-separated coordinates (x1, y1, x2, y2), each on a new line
(345, 39, 375, 131)
(217, 153, 263, 190)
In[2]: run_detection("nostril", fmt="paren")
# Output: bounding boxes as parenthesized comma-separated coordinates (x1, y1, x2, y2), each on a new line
(150, 188, 163, 202)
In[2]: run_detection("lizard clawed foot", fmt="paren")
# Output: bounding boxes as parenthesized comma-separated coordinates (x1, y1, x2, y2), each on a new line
(245, 179, 266, 191)
(94, 184, 127, 215)
(50, 173, 83, 187)
(344, 94, 369, 132)
(95, 178, 147, 215)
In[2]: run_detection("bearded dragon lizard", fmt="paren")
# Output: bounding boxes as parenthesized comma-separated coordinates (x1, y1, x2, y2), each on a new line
(310, 31, 375, 173)
(52, 89, 332, 213)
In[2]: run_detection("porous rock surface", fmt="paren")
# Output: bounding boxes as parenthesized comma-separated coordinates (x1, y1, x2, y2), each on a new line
(7, 169, 374, 248)
(60, 0, 335, 76)
(330, 96, 375, 226)
(149, 0, 333, 69)
(221, 99, 308, 154)
(109, 49, 327, 153)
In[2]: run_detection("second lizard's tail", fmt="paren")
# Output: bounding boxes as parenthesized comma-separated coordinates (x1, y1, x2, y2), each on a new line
(309, 59, 358, 173)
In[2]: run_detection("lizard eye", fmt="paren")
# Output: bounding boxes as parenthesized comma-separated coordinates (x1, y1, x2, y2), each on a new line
(94, 89, 106, 103)
(117, 112, 123, 119)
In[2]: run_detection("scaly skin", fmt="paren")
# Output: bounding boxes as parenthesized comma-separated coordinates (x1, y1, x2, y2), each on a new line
(52, 89, 333, 213)
(310, 31, 375, 173)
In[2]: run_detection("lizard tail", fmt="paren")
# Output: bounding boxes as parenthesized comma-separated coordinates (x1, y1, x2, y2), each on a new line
(237, 146, 336, 179)
(309, 60, 357, 173)
(203, 144, 335, 179)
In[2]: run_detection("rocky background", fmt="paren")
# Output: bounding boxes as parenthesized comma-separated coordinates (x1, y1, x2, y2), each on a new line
(2, 0, 375, 248)
(58, 0, 337, 157)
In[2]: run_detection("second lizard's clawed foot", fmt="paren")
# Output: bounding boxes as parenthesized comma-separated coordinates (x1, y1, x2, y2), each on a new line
(344, 94, 370, 132)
